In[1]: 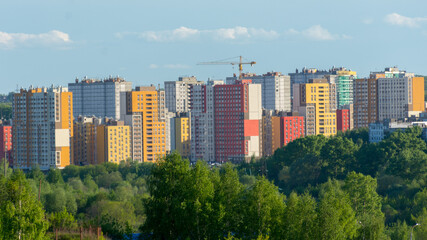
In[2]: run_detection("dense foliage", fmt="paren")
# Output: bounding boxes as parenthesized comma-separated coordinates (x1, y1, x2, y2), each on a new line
(0, 102, 12, 120)
(2, 126, 427, 239)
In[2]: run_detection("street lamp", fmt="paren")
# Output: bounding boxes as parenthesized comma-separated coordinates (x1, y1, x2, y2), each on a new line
(358, 221, 365, 240)
(411, 223, 420, 240)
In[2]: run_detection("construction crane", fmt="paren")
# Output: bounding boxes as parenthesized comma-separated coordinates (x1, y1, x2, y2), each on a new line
(198, 56, 256, 79)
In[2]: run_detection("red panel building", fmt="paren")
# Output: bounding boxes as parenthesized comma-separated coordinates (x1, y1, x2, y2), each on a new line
(280, 116, 305, 146)
(214, 82, 262, 162)
(336, 109, 350, 132)
(0, 125, 12, 166)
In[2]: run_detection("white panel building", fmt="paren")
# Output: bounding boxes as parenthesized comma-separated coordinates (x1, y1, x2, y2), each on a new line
(165, 76, 204, 113)
(226, 72, 291, 112)
(69, 77, 132, 120)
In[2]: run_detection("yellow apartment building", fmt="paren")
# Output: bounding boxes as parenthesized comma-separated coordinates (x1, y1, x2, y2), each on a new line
(124, 86, 166, 162)
(96, 120, 130, 164)
(174, 115, 191, 158)
(299, 79, 336, 136)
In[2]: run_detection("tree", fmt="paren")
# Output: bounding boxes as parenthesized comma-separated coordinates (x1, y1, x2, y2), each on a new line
(239, 177, 285, 239)
(213, 163, 244, 238)
(267, 135, 327, 184)
(44, 187, 66, 213)
(282, 192, 317, 240)
(378, 127, 427, 169)
(386, 149, 427, 180)
(141, 152, 192, 239)
(386, 221, 409, 240)
(414, 208, 427, 240)
(46, 168, 64, 184)
(0, 171, 49, 239)
(317, 179, 358, 240)
(344, 172, 385, 240)
(182, 161, 216, 240)
(49, 208, 77, 231)
(320, 137, 359, 180)
(0, 158, 13, 178)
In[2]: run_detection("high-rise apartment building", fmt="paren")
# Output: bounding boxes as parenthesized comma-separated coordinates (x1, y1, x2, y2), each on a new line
(190, 80, 222, 162)
(377, 76, 424, 121)
(226, 72, 291, 111)
(73, 116, 101, 165)
(335, 68, 357, 108)
(96, 120, 130, 164)
(336, 109, 350, 132)
(289, 67, 355, 109)
(214, 81, 262, 162)
(353, 68, 425, 128)
(0, 125, 12, 166)
(353, 78, 378, 128)
(170, 112, 191, 158)
(69, 77, 132, 119)
(164, 76, 204, 113)
(281, 116, 305, 145)
(293, 79, 336, 136)
(13, 87, 73, 170)
(368, 68, 425, 121)
(262, 110, 305, 157)
(122, 86, 166, 162)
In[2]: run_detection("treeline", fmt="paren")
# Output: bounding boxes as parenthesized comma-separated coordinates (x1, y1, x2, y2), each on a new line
(143, 153, 385, 239)
(2, 127, 427, 239)
(0, 161, 153, 239)
(242, 127, 427, 238)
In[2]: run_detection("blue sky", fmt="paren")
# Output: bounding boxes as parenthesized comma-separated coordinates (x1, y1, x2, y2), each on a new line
(1, 0, 427, 93)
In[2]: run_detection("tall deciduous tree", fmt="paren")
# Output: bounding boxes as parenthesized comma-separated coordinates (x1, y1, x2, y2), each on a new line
(212, 163, 244, 238)
(142, 152, 191, 239)
(0, 171, 49, 239)
(282, 192, 317, 240)
(239, 177, 285, 239)
(344, 172, 385, 240)
(317, 179, 358, 240)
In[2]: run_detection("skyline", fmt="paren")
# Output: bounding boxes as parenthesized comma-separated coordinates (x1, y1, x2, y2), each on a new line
(1, 0, 427, 93)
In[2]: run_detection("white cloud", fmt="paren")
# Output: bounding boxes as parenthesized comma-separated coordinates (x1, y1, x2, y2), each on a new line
(285, 25, 349, 41)
(139, 27, 200, 42)
(385, 13, 427, 28)
(0, 30, 71, 49)
(118, 26, 278, 42)
(149, 64, 159, 69)
(302, 25, 335, 40)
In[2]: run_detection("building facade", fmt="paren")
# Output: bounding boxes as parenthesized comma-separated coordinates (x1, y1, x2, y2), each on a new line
(281, 116, 305, 145)
(68, 77, 132, 119)
(170, 112, 191, 158)
(13, 87, 73, 170)
(335, 69, 357, 108)
(0, 125, 12, 166)
(377, 75, 424, 121)
(293, 79, 336, 136)
(190, 80, 222, 162)
(73, 116, 101, 165)
(353, 78, 378, 129)
(165, 76, 204, 113)
(214, 82, 262, 162)
(226, 72, 291, 111)
(96, 120, 130, 164)
(122, 86, 166, 162)
(336, 109, 350, 132)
